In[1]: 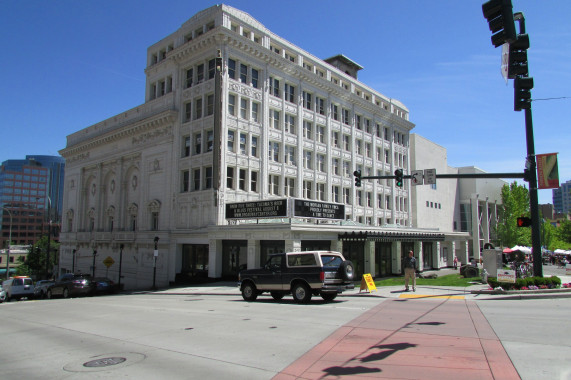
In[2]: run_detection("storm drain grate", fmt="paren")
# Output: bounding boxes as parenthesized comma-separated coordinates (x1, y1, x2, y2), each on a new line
(83, 357, 127, 368)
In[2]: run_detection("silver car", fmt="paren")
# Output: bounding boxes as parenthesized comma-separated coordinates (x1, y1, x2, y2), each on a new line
(34, 280, 55, 299)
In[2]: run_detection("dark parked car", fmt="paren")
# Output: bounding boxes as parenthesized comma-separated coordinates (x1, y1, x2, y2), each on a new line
(93, 277, 120, 294)
(47, 274, 96, 299)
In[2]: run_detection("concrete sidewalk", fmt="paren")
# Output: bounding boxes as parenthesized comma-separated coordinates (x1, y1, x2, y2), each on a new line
(273, 297, 519, 380)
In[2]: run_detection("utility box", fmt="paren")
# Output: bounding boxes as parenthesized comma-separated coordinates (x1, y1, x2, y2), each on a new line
(482, 249, 503, 277)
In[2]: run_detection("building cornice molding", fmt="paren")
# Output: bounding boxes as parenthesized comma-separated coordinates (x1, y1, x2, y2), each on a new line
(60, 110, 177, 161)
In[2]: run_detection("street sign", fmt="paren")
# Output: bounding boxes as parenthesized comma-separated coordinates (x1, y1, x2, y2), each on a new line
(424, 169, 436, 185)
(103, 256, 115, 268)
(501, 43, 509, 83)
(411, 170, 424, 186)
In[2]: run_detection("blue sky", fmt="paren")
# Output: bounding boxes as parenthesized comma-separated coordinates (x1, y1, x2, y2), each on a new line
(1, 0, 569, 204)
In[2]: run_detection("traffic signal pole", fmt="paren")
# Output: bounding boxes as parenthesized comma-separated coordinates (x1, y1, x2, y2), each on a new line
(524, 106, 542, 277)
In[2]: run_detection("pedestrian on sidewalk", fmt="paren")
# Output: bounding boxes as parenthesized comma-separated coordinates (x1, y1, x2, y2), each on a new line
(403, 250, 417, 292)
(453, 256, 458, 269)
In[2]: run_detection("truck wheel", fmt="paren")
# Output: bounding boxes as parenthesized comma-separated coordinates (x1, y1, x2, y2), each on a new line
(292, 283, 312, 303)
(321, 292, 337, 302)
(47, 289, 53, 299)
(241, 283, 258, 302)
(270, 292, 284, 300)
(63, 288, 70, 298)
(338, 260, 355, 281)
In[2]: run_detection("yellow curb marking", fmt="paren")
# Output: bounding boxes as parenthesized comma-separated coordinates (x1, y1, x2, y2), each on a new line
(399, 294, 465, 299)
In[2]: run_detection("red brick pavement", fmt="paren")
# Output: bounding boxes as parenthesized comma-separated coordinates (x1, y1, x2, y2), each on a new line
(274, 297, 520, 379)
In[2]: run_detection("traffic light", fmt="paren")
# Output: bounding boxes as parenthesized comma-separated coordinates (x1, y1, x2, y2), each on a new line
(507, 34, 530, 79)
(353, 170, 361, 187)
(394, 169, 403, 188)
(482, 0, 517, 48)
(514, 76, 533, 111)
(516, 216, 532, 227)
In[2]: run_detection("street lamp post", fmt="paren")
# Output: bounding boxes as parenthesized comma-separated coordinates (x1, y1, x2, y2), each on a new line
(152, 237, 159, 290)
(92, 249, 97, 277)
(72, 248, 77, 273)
(45, 197, 52, 279)
(118, 244, 124, 288)
(1, 207, 12, 280)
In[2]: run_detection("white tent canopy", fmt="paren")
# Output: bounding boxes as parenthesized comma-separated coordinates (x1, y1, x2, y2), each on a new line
(511, 245, 532, 254)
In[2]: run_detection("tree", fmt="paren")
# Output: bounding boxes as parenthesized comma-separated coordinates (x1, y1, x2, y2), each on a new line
(496, 181, 531, 248)
(16, 236, 59, 279)
(556, 220, 571, 248)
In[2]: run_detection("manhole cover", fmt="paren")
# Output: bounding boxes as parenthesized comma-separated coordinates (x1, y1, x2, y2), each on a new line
(64, 352, 146, 373)
(83, 357, 126, 368)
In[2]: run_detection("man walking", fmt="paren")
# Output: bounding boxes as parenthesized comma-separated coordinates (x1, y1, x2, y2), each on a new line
(403, 250, 417, 292)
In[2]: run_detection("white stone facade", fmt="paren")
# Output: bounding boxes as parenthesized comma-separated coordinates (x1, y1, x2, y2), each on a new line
(58, 5, 466, 289)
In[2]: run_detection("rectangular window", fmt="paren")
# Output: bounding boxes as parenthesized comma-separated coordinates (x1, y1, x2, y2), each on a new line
(303, 150, 312, 169)
(285, 145, 296, 166)
(333, 158, 339, 175)
(239, 169, 246, 190)
(302, 91, 312, 110)
(251, 68, 259, 88)
(332, 131, 339, 148)
(251, 102, 259, 122)
(208, 59, 216, 79)
(228, 59, 236, 79)
(182, 170, 190, 192)
(185, 68, 193, 88)
(303, 181, 312, 199)
(251, 136, 258, 157)
(269, 175, 279, 195)
(316, 125, 324, 143)
(317, 183, 325, 201)
(285, 83, 295, 103)
(251, 171, 258, 192)
(193, 169, 201, 190)
(227, 167, 234, 189)
(228, 94, 236, 116)
(183, 135, 190, 157)
(270, 76, 280, 97)
(206, 94, 214, 116)
(269, 141, 280, 162)
(343, 188, 350, 204)
(228, 130, 235, 152)
(197, 63, 204, 83)
(333, 186, 340, 203)
(194, 133, 202, 155)
(240, 98, 248, 119)
(317, 97, 325, 115)
(240, 133, 247, 155)
(343, 135, 351, 151)
(303, 121, 312, 139)
(356, 115, 362, 130)
(205, 167, 213, 189)
(285, 114, 295, 134)
(240, 64, 248, 83)
(316, 154, 325, 172)
(271, 110, 280, 130)
(285, 177, 295, 197)
(342, 108, 350, 125)
(184, 102, 192, 122)
(194, 98, 203, 119)
(207, 130, 214, 151)
(331, 104, 339, 121)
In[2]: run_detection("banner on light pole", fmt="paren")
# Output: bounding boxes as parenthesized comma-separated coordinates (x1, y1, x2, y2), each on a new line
(536, 153, 559, 189)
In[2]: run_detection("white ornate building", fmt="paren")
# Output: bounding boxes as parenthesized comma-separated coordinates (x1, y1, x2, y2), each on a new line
(58, 5, 469, 289)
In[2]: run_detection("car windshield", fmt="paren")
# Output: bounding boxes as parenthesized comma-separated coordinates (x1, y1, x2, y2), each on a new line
(321, 255, 343, 268)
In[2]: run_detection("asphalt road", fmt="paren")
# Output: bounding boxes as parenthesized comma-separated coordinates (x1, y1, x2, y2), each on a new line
(0, 293, 382, 379)
(1, 268, 570, 380)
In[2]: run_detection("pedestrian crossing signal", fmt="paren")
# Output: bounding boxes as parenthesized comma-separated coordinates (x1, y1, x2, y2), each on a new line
(516, 217, 532, 227)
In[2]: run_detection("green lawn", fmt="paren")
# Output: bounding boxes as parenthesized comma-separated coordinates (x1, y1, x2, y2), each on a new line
(371, 274, 483, 287)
